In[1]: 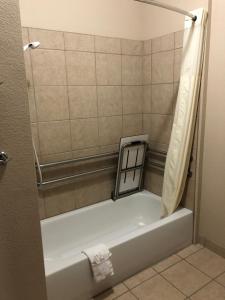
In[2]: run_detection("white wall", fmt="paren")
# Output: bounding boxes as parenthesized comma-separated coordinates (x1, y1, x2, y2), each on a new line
(19, 0, 208, 40)
(142, 0, 209, 39)
(19, 0, 145, 40)
(199, 0, 225, 251)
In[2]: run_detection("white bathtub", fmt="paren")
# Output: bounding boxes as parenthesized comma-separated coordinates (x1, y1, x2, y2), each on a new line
(41, 190, 193, 300)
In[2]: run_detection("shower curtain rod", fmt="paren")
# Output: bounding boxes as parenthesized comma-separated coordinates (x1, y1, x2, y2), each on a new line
(134, 0, 197, 21)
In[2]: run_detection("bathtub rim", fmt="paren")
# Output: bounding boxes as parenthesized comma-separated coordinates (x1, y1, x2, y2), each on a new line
(41, 191, 192, 276)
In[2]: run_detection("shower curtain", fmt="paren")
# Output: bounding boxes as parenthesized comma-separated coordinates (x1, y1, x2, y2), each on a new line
(161, 8, 208, 217)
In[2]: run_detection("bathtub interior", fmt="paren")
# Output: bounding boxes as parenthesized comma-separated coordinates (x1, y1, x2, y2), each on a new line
(41, 190, 192, 277)
(41, 191, 160, 257)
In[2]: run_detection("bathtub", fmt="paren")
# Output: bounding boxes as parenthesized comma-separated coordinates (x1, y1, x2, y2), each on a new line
(41, 190, 193, 300)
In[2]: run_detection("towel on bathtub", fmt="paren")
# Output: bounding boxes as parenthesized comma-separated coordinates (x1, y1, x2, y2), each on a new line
(82, 244, 114, 282)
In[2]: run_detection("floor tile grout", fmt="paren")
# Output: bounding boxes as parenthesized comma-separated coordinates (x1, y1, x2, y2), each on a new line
(124, 271, 158, 290)
(95, 245, 225, 299)
(184, 255, 224, 280)
(160, 271, 188, 298)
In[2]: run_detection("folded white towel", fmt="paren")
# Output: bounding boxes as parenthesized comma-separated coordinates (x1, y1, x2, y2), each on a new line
(82, 244, 114, 282)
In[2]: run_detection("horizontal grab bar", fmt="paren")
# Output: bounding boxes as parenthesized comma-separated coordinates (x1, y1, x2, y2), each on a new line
(38, 166, 116, 187)
(39, 148, 167, 170)
(36, 148, 168, 188)
(37, 160, 165, 188)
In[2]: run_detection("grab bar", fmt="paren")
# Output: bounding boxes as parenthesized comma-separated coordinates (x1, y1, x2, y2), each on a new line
(36, 148, 167, 188)
(39, 148, 167, 169)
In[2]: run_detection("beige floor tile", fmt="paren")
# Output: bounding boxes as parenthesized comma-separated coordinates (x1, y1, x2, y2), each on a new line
(216, 272, 225, 287)
(153, 255, 182, 273)
(124, 267, 157, 289)
(162, 261, 211, 296)
(177, 244, 203, 259)
(132, 274, 185, 300)
(95, 283, 128, 300)
(190, 281, 225, 300)
(186, 248, 225, 278)
(116, 292, 137, 300)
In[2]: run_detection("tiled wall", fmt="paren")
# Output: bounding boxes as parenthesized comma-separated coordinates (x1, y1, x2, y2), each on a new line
(23, 27, 197, 219)
(22, 27, 144, 164)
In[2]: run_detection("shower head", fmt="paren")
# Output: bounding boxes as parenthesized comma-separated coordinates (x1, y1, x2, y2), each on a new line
(23, 41, 40, 51)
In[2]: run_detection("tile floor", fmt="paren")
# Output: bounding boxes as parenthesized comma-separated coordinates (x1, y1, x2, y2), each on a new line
(94, 244, 225, 300)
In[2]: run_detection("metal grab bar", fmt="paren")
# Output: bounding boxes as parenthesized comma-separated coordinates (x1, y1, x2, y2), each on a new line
(36, 148, 167, 188)
(39, 148, 167, 169)
(38, 166, 116, 187)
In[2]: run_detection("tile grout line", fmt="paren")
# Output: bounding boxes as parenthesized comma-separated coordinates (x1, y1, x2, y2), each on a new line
(93, 35, 101, 152)
(62, 31, 73, 159)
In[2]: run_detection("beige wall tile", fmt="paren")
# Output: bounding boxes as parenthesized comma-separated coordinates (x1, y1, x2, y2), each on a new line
(31, 49, 66, 85)
(151, 83, 174, 114)
(38, 120, 71, 155)
(44, 184, 76, 217)
(175, 30, 184, 49)
(99, 116, 122, 145)
(22, 27, 33, 86)
(174, 48, 183, 82)
(22, 27, 29, 44)
(72, 147, 100, 158)
(66, 51, 96, 85)
(144, 168, 163, 196)
(71, 118, 99, 149)
(75, 173, 114, 208)
(28, 87, 37, 122)
(123, 114, 143, 137)
(152, 33, 175, 53)
(40, 151, 72, 164)
(23, 48, 33, 87)
(162, 261, 210, 297)
(181, 177, 196, 210)
(152, 51, 174, 84)
(143, 114, 151, 139)
(191, 281, 225, 300)
(96, 53, 121, 85)
(144, 39, 152, 55)
(122, 55, 143, 85)
(95, 36, 121, 54)
(173, 83, 179, 112)
(68, 86, 97, 118)
(100, 144, 119, 154)
(38, 191, 46, 220)
(143, 85, 151, 113)
(64, 32, 94, 51)
(97, 86, 122, 116)
(150, 114, 172, 144)
(31, 123, 40, 154)
(143, 55, 151, 84)
(121, 39, 143, 55)
(35, 86, 69, 121)
(132, 275, 185, 300)
(28, 28, 64, 50)
(122, 86, 143, 114)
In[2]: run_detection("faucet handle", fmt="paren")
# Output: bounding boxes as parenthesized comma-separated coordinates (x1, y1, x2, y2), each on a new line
(0, 151, 9, 165)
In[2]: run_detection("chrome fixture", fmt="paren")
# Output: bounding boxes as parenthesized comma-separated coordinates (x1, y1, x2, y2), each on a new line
(134, 0, 197, 21)
(36, 149, 167, 188)
(0, 151, 9, 165)
(23, 41, 40, 51)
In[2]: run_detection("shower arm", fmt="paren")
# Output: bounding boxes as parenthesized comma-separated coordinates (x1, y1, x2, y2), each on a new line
(133, 0, 197, 21)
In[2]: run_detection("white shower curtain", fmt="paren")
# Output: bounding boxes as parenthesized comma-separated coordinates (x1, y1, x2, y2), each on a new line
(161, 8, 208, 217)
